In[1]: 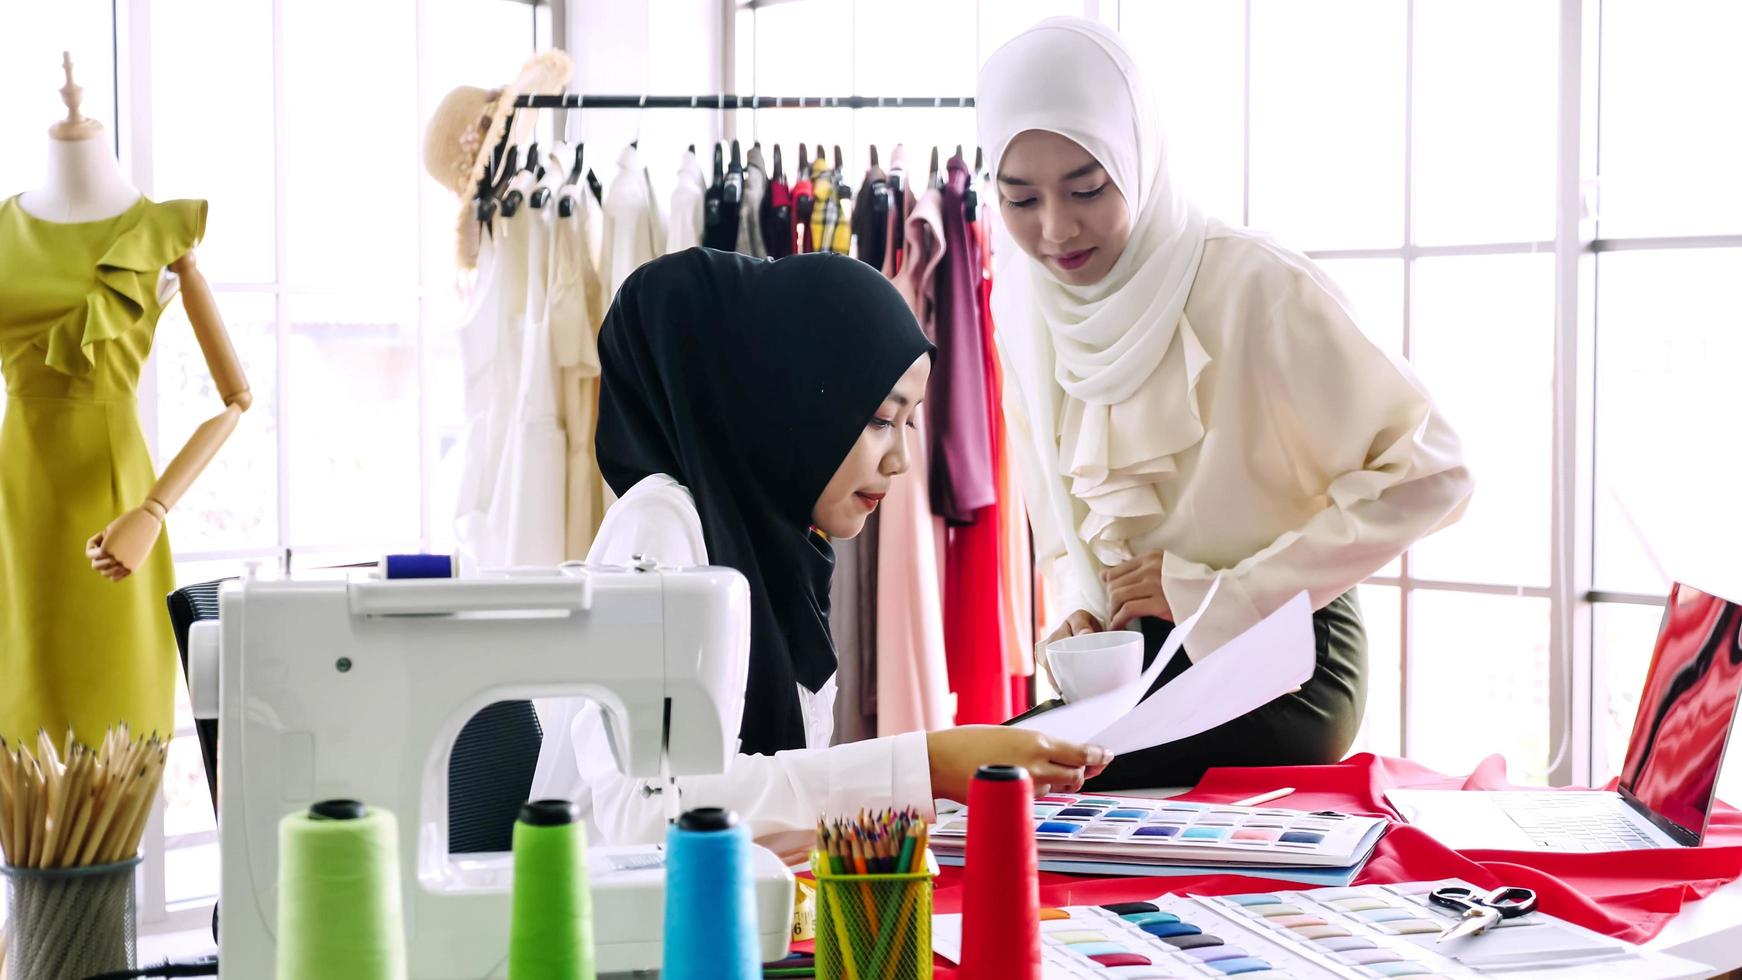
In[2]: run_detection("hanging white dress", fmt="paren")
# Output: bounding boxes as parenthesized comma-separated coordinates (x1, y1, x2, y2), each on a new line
(601, 144, 667, 297)
(484, 173, 568, 567)
(550, 182, 610, 560)
(667, 149, 707, 254)
(455, 171, 537, 564)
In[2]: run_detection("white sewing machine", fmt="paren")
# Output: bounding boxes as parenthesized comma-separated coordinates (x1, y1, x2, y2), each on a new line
(187, 563, 795, 977)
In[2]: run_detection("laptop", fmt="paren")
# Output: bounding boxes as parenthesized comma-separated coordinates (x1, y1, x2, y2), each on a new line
(1388, 581, 1742, 852)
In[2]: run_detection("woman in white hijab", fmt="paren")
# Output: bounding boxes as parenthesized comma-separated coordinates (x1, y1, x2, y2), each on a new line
(979, 18, 1474, 787)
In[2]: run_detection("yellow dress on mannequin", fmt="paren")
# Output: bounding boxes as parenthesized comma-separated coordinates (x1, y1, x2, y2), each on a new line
(0, 194, 204, 748)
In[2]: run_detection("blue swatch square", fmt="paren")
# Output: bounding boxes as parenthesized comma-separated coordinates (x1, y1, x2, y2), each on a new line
(1139, 921, 1202, 939)
(1213, 957, 1275, 975)
(1355, 909, 1415, 923)
(1223, 894, 1283, 906)
(1279, 831, 1325, 844)
(1182, 826, 1229, 840)
(1036, 821, 1085, 835)
(1134, 825, 1180, 837)
(1103, 809, 1150, 819)
(1055, 807, 1104, 818)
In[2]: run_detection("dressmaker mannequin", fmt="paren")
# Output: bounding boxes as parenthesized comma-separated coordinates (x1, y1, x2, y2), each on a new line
(17, 55, 138, 222)
(18, 53, 253, 581)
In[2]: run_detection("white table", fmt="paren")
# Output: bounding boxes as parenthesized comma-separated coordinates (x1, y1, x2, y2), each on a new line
(136, 885, 1742, 978)
(138, 797, 1742, 978)
(1644, 876, 1742, 975)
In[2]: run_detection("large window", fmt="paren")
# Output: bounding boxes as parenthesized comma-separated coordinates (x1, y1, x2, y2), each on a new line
(89, 0, 550, 927)
(732, 0, 1741, 789)
(1589, 0, 1742, 788)
(1106, 0, 1565, 779)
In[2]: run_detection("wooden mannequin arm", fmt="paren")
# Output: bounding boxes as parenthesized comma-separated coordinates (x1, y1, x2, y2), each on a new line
(145, 251, 251, 510)
(175, 250, 252, 411)
(87, 251, 250, 581)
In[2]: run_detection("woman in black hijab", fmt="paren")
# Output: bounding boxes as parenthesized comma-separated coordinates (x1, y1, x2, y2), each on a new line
(533, 248, 1111, 846)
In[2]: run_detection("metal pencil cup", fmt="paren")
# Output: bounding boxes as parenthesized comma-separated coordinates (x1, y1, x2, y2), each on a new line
(812, 853, 934, 980)
(2, 857, 140, 980)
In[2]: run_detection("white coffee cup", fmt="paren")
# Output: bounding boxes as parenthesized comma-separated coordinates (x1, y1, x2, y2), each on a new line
(1045, 630, 1144, 703)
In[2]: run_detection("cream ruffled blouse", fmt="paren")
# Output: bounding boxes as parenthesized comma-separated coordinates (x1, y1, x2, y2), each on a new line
(1000, 222, 1475, 660)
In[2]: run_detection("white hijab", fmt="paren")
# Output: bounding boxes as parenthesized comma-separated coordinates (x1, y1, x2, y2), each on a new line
(979, 17, 1213, 566)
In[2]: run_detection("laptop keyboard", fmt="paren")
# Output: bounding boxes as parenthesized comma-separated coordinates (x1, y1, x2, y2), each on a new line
(1490, 793, 1662, 851)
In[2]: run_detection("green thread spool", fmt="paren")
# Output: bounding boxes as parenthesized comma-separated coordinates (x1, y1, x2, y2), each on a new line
(275, 800, 407, 980)
(510, 799, 596, 979)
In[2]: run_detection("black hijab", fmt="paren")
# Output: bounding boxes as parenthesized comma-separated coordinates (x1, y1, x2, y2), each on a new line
(596, 248, 934, 755)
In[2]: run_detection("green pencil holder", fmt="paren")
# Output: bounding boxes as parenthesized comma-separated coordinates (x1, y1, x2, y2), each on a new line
(811, 853, 934, 980)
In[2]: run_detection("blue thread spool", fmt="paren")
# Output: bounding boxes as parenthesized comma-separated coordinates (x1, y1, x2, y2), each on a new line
(663, 808, 759, 980)
(381, 554, 454, 579)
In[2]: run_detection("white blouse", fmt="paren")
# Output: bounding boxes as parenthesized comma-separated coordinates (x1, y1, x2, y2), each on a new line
(1002, 224, 1475, 660)
(529, 474, 935, 850)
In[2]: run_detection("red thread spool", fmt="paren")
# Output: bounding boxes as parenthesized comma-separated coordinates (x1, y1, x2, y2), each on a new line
(959, 764, 1040, 980)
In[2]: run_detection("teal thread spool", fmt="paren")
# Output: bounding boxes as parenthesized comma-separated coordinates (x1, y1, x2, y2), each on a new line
(275, 800, 407, 980)
(510, 799, 596, 979)
(663, 808, 759, 980)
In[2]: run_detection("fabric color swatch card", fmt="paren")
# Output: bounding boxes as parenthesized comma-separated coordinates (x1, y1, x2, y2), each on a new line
(931, 795, 1387, 870)
(932, 880, 1707, 979)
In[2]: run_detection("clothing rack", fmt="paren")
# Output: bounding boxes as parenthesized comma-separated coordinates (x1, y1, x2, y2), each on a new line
(481, 91, 980, 217)
(511, 93, 974, 110)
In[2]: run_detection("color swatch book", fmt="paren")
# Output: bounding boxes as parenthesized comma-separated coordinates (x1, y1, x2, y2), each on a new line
(932, 879, 1707, 979)
(930, 794, 1388, 870)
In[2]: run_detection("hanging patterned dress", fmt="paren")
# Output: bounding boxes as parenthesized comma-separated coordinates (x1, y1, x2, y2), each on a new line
(0, 194, 205, 748)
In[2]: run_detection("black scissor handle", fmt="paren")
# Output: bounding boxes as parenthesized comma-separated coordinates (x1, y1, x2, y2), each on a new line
(1483, 886, 1538, 917)
(1428, 886, 1483, 915)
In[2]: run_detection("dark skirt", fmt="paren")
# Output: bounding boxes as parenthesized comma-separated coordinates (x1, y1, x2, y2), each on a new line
(1080, 588, 1368, 791)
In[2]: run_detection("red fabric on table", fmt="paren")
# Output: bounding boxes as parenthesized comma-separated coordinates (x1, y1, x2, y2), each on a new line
(926, 753, 1742, 976)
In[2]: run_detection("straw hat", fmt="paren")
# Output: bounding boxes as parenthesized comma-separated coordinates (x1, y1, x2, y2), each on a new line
(424, 49, 572, 269)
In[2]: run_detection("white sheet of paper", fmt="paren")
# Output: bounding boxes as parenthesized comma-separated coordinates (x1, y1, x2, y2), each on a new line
(1091, 590, 1315, 754)
(1014, 585, 1316, 756)
(1012, 577, 1220, 744)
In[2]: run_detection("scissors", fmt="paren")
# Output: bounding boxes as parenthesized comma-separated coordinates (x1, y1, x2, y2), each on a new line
(1428, 884, 1538, 942)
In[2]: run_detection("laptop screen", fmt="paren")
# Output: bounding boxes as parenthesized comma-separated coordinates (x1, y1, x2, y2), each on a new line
(1617, 582, 1742, 843)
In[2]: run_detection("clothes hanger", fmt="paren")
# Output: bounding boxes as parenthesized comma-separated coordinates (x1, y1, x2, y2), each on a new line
(565, 101, 587, 187)
(772, 144, 786, 184)
(797, 143, 810, 178)
(499, 147, 531, 217)
(726, 139, 744, 206)
(528, 120, 552, 209)
(495, 106, 538, 218)
(929, 146, 942, 189)
(486, 143, 520, 217)
(965, 145, 983, 220)
(474, 125, 508, 222)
